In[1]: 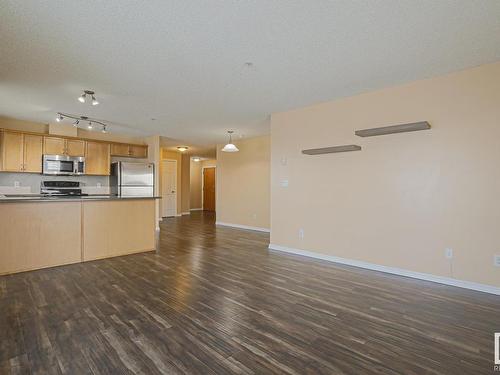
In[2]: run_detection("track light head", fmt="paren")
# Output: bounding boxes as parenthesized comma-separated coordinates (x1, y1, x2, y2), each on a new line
(91, 95, 99, 106)
(73, 119, 79, 127)
(78, 94, 86, 103)
(88, 121, 93, 129)
(102, 126, 107, 133)
(56, 114, 63, 122)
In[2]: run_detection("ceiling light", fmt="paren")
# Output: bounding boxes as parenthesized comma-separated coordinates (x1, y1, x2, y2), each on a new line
(221, 131, 239, 153)
(79, 90, 99, 105)
(56, 113, 63, 122)
(192, 157, 201, 162)
(177, 146, 188, 152)
(88, 121, 93, 129)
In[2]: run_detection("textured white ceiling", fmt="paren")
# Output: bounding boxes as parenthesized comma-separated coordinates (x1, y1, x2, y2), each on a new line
(1, 0, 500, 150)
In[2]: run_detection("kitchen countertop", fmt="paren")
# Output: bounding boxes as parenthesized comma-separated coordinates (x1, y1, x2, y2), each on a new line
(0, 194, 161, 203)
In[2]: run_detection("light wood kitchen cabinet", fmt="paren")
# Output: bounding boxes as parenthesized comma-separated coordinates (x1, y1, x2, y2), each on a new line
(130, 145, 148, 158)
(66, 139, 85, 156)
(111, 143, 130, 157)
(0, 131, 24, 171)
(111, 143, 148, 158)
(0, 131, 43, 172)
(43, 137, 66, 155)
(44, 137, 85, 156)
(23, 134, 43, 173)
(85, 141, 110, 175)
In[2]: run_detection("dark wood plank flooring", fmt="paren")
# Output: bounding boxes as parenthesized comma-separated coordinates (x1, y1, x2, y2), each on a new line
(1, 211, 499, 374)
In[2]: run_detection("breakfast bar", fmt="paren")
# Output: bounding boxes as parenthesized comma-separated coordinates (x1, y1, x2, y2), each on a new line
(0, 196, 159, 275)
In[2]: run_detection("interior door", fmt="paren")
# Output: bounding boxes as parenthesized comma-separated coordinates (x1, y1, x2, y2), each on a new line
(161, 160, 177, 217)
(203, 167, 216, 211)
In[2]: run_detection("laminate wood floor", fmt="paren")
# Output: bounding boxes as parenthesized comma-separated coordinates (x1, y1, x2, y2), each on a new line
(1, 211, 499, 374)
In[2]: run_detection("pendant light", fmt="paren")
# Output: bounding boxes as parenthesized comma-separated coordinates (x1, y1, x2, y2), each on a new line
(221, 131, 239, 152)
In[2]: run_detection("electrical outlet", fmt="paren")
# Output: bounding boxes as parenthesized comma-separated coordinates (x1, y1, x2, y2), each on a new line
(14, 181, 20, 188)
(494, 255, 500, 267)
(298, 228, 304, 240)
(97, 182, 102, 188)
(252, 213, 257, 219)
(280, 180, 289, 187)
(445, 248, 453, 259)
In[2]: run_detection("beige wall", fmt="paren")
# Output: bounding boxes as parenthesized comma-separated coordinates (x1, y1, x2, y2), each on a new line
(216, 136, 270, 229)
(271, 61, 500, 288)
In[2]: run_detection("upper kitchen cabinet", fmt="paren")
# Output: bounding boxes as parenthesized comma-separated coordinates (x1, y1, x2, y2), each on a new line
(44, 137, 85, 157)
(23, 134, 43, 173)
(129, 145, 148, 158)
(66, 139, 85, 156)
(85, 141, 110, 175)
(111, 143, 148, 158)
(0, 130, 42, 173)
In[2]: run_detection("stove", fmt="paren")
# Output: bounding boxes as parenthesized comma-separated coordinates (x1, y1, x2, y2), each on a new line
(40, 181, 88, 196)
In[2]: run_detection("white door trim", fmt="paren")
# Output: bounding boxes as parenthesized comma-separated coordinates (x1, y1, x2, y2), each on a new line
(201, 166, 216, 211)
(161, 159, 177, 217)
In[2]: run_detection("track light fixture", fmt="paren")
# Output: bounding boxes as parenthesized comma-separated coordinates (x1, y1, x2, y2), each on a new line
(78, 90, 99, 105)
(55, 112, 109, 133)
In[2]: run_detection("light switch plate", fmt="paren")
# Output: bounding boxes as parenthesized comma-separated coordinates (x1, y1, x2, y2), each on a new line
(445, 248, 453, 259)
(494, 255, 500, 267)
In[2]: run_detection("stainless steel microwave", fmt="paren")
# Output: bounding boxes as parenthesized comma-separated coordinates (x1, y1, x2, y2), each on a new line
(42, 155, 85, 175)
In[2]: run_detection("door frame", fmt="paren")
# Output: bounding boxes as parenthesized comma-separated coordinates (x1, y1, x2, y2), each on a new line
(201, 166, 216, 211)
(161, 159, 178, 217)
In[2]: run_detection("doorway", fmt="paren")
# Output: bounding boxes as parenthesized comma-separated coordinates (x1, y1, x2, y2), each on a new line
(161, 160, 177, 217)
(202, 167, 216, 212)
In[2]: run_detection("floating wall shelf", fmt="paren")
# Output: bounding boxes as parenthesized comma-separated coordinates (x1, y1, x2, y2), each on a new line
(355, 121, 430, 137)
(302, 145, 361, 155)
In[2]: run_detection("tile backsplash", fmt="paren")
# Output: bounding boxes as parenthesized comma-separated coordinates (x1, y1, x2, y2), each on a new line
(0, 173, 109, 194)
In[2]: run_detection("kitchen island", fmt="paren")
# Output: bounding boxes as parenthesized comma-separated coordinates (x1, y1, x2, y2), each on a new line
(0, 196, 160, 275)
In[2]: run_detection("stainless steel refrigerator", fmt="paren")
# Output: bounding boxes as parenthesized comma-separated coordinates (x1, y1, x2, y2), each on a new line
(110, 162, 155, 197)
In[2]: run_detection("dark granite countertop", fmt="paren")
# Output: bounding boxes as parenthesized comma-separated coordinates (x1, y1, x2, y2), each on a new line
(0, 194, 161, 203)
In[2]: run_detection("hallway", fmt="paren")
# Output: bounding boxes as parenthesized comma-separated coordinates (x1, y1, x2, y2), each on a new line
(0, 211, 498, 374)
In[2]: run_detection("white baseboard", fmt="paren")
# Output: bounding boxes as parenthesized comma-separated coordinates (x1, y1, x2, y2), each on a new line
(190, 208, 203, 211)
(182, 211, 190, 215)
(268, 244, 500, 296)
(216, 221, 270, 233)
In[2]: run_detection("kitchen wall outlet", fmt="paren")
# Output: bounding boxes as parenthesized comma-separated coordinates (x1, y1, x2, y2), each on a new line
(494, 255, 500, 267)
(252, 213, 257, 219)
(445, 248, 453, 259)
(14, 181, 20, 188)
(280, 179, 289, 187)
(298, 228, 304, 240)
(97, 182, 102, 188)
(280, 157, 287, 166)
